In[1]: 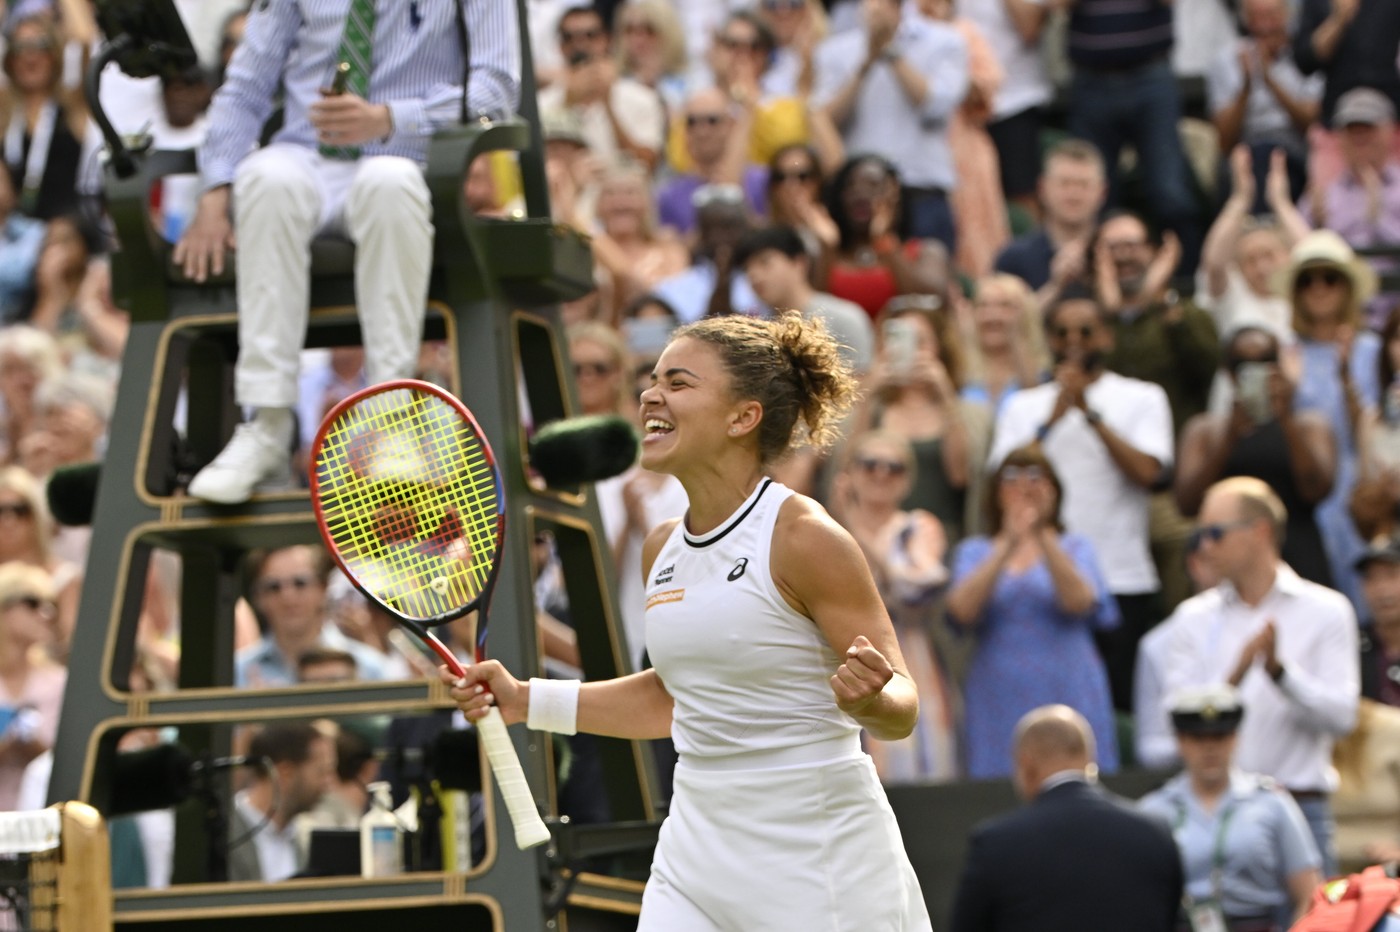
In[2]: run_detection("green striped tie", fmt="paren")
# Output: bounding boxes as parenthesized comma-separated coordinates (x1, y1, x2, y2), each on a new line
(320, 0, 376, 159)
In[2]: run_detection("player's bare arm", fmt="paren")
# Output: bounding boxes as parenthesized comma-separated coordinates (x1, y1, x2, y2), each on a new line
(771, 495, 918, 740)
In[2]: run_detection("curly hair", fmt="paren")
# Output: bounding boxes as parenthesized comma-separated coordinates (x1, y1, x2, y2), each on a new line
(676, 312, 856, 463)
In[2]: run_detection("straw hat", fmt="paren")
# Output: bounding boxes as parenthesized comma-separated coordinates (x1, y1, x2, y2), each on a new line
(1275, 229, 1377, 305)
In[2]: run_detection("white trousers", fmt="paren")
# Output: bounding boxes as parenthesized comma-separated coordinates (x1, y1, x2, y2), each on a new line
(231, 143, 434, 408)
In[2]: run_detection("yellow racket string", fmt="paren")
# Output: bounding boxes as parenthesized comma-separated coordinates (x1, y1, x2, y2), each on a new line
(315, 387, 500, 621)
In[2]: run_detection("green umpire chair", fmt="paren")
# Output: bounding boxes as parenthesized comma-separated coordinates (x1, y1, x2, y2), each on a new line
(48, 4, 659, 929)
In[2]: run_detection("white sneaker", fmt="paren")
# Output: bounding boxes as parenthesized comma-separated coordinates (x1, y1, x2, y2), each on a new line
(186, 422, 294, 504)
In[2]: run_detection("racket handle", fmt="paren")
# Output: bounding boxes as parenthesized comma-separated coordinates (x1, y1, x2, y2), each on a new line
(476, 706, 552, 849)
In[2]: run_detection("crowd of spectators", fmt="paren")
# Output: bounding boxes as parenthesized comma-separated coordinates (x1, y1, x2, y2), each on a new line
(0, 0, 1399, 907)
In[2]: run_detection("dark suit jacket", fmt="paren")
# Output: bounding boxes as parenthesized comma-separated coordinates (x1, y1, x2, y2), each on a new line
(950, 779, 1183, 932)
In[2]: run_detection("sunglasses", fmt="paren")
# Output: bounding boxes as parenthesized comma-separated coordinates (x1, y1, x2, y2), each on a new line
(856, 456, 907, 477)
(772, 168, 815, 184)
(9, 38, 55, 54)
(1227, 354, 1278, 373)
(763, 0, 807, 9)
(256, 573, 318, 596)
(574, 361, 617, 378)
(718, 35, 763, 52)
(0, 503, 33, 519)
(1297, 268, 1344, 289)
(1187, 520, 1255, 552)
(1000, 466, 1047, 483)
(686, 113, 727, 129)
(561, 28, 604, 43)
(1051, 324, 1096, 340)
(2, 595, 53, 615)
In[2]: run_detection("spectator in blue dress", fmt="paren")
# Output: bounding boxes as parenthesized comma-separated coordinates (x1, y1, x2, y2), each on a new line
(946, 443, 1120, 779)
(1282, 230, 1381, 611)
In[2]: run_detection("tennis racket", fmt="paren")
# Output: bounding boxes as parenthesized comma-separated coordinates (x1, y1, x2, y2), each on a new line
(309, 379, 551, 850)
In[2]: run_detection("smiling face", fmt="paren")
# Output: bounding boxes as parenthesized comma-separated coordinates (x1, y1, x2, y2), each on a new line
(570, 335, 625, 416)
(708, 15, 768, 79)
(973, 280, 1023, 352)
(597, 174, 651, 239)
(5, 19, 59, 95)
(638, 337, 750, 475)
(1045, 299, 1111, 369)
(841, 159, 896, 231)
(253, 546, 328, 645)
(1236, 227, 1288, 297)
(1098, 215, 1155, 296)
(848, 434, 913, 508)
(1294, 262, 1352, 329)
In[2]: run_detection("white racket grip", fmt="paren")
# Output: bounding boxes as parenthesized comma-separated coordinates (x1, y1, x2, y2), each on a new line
(476, 706, 551, 849)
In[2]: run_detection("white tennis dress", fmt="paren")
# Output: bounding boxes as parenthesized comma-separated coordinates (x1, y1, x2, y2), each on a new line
(641, 479, 931, 931)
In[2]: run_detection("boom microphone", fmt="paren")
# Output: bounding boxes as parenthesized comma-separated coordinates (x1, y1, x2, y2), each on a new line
(46, 461, 101, 527)
(108, 742, 262, 817)
(528, 415, 639, 487)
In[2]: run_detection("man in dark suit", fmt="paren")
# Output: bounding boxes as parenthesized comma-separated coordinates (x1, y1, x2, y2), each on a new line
(950, 705, 1183, 932)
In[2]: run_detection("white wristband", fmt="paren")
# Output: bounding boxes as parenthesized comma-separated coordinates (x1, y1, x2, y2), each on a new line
(526, 678, 580, 735)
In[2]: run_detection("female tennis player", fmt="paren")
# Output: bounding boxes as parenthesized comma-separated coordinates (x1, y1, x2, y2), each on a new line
(444, 312, 931, 930)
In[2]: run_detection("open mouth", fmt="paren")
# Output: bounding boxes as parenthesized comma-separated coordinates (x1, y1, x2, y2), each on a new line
(644, 418, 675, 436)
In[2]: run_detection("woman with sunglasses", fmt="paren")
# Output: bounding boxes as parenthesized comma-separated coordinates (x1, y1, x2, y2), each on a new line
(766, 143, 840, 275)
(0, 14, 99, 221)
(612, 0, 689, 114)
(830, 429, 957, 783)
(1281, 230, 1381, 610)
(0, 561, 64, 811)
(0, 465, 78, 664)
(946, 445, 1120, 779)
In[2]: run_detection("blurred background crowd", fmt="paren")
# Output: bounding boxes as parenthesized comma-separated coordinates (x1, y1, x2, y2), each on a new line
(0, 0, 1398, 905)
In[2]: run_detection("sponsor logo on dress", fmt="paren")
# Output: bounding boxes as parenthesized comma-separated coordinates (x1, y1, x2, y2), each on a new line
(646, 589, 684, 610)
(727, 558, 748, 581)
(652, 564, 675, 585)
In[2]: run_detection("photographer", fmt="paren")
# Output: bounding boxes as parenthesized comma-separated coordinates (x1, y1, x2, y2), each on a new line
(1175, 326, 1337, 588)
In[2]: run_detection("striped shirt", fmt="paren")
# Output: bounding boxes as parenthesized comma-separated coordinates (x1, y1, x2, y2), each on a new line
(199, 0, 521, 189)
(1068, 0, 1173, 70)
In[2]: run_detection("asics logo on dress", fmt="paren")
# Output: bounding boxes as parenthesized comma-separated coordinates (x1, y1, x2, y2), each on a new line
(727, 558, 748, 581)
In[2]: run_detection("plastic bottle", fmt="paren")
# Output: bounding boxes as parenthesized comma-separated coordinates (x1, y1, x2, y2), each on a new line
(360, 781, 402, 878)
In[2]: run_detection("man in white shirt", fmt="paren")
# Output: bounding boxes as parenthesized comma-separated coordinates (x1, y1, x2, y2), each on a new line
(812, 0, 967, 249)
(1159, 476, 1359, 875)
(988, 288, 1175, 713)
(228, 721, 336, 882)
(537, 5, 664, 172)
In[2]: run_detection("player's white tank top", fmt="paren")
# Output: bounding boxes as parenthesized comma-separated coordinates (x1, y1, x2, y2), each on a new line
(644, 479, 861, 767)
